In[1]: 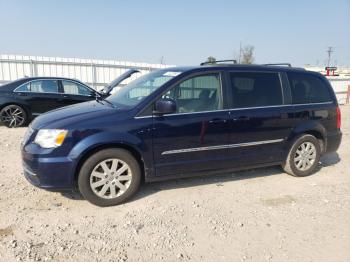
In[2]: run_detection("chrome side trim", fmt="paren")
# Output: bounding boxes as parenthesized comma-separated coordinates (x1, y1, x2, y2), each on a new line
(13, 78, 94, 96)
(292, 101, 333, 106)
(134, 108, 231, 119)
(161, 138, 284, 155)
(135, 102, 334, 119)
(134, 115, 154, 119)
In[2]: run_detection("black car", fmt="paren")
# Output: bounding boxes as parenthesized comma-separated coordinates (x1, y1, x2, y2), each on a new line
(21, 61, 342, 206)
(0, 69, 140, 127)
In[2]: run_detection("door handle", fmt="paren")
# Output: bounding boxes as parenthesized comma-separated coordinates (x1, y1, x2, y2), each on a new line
(232, 116, 250, 122)
(17, 93, 27, 96)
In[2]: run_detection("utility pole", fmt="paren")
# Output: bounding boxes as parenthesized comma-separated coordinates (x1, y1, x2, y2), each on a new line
(326, 47, 333, 67)
(160, 56, 165, 65)
(238, 42, 242, 64)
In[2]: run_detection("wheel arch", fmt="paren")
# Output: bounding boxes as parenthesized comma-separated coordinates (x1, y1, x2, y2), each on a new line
(286, 122, 327, 155)
(73, 143, 146, 186)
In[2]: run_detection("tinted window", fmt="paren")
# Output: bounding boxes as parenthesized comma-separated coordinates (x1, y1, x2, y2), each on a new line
(62, 80, 91, 96)
(16, 80, 59, 93)
(163, 74, 221, 113)
(16, 82, 31, 92)
(288, 73, 332, 104)
(229, 72, 282, 108)
(30, 80, 59, 93)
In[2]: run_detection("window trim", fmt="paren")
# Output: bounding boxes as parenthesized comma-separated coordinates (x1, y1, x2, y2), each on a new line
(226, 70, 285, 109)
(134, 101, 334, 119)
(14, 79, 60, 94)
(14, 78, 94, 95)
(136, 71, 225, 117)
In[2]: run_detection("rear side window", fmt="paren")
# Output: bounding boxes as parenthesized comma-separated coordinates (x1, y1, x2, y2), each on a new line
(31, 80, 59, 93)
(229, 72, 282, 108)
(16, 80, 59, 93)
(288, 73, 332, 104)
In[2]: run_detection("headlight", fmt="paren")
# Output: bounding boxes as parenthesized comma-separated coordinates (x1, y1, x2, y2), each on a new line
(34, 129, 68, 148)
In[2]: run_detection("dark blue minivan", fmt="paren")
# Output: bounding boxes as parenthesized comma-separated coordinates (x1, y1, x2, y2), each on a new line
(21, 63, 342, 206)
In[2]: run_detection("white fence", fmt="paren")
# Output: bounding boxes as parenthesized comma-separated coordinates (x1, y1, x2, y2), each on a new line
(328, 78, 350, 105)
(0, 54, 171, 90)
(0, 54, 349, 103)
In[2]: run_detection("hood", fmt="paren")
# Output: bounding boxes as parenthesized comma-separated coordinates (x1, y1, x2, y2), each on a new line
(102, 69, 140, 95)
(31, 100, 127, 129)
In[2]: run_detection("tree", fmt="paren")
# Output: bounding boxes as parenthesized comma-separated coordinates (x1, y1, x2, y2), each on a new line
(241, 45, 255, 64)
(206, 56, 217, 63)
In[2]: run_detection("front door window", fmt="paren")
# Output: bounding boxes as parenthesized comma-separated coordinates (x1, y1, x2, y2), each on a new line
(163, 74, 221, 113)
(62, 80, 92, 96)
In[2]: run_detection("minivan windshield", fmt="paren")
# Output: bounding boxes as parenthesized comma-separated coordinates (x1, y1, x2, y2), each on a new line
(106, 69, 183, 108)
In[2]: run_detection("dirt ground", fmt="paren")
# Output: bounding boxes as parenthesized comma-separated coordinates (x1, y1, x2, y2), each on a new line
(0, 106, 349, 262)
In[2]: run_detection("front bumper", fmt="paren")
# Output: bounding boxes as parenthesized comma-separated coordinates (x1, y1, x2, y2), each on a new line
(21, 144, 76, 190)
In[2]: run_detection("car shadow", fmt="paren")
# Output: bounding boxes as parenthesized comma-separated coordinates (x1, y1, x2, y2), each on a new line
(60, 153, 341, 203)
(60, 166, 283, 202)
(131, 166, 283, 202)
(60, 189, 85, 201)
(320, 152, 341, 167)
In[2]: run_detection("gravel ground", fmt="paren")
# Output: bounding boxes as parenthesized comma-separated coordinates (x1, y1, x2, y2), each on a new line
(0, 106, 349, 262)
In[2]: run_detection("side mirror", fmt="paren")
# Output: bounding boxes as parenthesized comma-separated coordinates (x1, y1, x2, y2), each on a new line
(153, 98, 176, 115)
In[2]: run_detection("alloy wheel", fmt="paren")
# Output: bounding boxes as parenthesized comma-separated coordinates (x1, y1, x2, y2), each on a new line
(0, 105, 26, 127)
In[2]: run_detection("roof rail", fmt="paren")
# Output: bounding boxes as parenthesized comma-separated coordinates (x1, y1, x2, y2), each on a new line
(263, 63, 292, 67)
(200, 59, 237, 66)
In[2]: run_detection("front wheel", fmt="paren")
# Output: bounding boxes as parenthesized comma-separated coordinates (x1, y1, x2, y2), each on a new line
(282, 134, 321, 177)
(0, 104, 27, 128)
(78, 148, 141, 207)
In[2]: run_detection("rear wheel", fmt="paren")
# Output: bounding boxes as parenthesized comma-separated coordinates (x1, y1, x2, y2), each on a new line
(0, 104, 27, 128)
(282, 134, 321, 177)
(78, 148, 141, 207)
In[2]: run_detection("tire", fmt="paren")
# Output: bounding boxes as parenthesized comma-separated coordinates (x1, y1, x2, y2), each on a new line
(78, 148, 141, 207)
(0, 104, 27, 128)
(282, 134, 321, 177)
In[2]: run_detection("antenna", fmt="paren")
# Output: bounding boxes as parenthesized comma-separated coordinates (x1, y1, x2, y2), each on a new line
(326, 47, 333, 67)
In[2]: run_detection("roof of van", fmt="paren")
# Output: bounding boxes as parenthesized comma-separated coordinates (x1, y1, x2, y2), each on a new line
(166, 64, 308, 74)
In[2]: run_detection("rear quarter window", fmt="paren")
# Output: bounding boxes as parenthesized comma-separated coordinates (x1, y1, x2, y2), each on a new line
(15, 82, 31, 92)
(288, 72, 332, 104)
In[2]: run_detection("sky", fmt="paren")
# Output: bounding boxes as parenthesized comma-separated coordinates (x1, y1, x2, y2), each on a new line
(0, 0, 349, 67)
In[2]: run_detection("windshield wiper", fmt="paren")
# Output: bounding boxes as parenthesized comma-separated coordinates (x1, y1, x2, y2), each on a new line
(102, 99, 115, 107)
(94, 96, 116, 108)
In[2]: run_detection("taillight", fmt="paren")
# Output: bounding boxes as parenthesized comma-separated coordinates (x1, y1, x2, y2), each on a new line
(336, 106, 341, 129)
